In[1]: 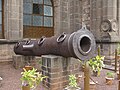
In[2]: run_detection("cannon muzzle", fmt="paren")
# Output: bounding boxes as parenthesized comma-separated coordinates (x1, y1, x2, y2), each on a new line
(14, 26, 96, 61)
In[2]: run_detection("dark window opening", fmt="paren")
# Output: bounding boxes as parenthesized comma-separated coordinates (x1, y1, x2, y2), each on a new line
(33, 4, 40, 14)
(24, 0, 53, 27)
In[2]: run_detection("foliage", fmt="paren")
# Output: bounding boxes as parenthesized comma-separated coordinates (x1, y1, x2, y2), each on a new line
(117, 43, 120, 55)
(38, 59, 42, 65)
(106, 72, 114, 78)
(88, 55, 105, 76)
(68, 74, 78, 88)
(21, 68, 47, 89)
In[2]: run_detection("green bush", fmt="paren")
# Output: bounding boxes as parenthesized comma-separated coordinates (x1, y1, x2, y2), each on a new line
(106, 72, 114, 78)
(88, 55, 105, 76)
(21, 68, 47, 89)
(68, 74, 77, 88)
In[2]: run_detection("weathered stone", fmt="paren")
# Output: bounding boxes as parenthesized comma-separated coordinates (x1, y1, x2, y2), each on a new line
(41, 55, 80, 90)
(12, 55, 25, 69)
(0, 77, 2, 88)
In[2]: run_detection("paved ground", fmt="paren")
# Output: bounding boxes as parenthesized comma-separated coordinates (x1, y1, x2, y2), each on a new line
(0, 62, 47, 90)
(79, 70, 118, 90)
(0, 62, 119, 90)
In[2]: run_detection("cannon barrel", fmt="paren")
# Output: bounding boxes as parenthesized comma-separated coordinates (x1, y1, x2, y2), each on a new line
(14, 26, 96, 60)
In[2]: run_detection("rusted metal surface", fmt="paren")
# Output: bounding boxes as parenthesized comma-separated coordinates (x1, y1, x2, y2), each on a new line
(14, 25, 96, 61)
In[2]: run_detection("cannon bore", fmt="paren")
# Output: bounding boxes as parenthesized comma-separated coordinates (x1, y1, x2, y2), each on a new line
(14, 25, 96, 61)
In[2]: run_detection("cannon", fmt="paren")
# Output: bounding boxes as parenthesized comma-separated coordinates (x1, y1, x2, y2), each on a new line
(14, 25, 96, 61)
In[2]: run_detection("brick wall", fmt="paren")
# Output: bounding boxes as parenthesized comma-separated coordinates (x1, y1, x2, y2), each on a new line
(0, 43, 15, 62)
(41, 55, 80, 90)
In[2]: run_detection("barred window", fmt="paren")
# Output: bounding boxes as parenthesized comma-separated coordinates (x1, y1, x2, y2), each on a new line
(23, 0, 53, 27)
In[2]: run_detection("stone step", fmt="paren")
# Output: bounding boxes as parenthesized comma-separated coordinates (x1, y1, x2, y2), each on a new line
(104, 56, 115, 65)
(111, 63, 119, 66)
(104, 64, 119, 71)
(104, 60, 113, 65)
(0, 56, 12, 63)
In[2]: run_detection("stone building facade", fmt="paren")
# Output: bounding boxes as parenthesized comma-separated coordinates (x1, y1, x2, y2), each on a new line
(0, 0, 120, 89)
(0, 0, 119, 62)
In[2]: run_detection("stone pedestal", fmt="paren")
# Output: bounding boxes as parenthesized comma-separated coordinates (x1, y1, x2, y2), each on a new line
(12, 55, 24, 69)
(41, 55, 80, 90)
(12, 55, 35, 69)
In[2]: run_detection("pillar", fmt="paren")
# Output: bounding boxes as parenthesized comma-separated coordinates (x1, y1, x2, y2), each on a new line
(41, 55, 80, 90)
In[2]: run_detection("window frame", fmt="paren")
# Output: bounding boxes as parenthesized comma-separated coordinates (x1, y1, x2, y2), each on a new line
(1, 0, 4, 38)
(23, 0, 54, 28)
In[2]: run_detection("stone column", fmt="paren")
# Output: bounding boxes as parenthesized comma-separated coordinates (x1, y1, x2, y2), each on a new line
(54, 0, 82, 35)
(82, 0, 90, 29)
(90, 0, 102, 40)
(69, 0, 82, 33)
(54, 0, 69, 35)
(41, 55, 80, 90)
(107, 0, 117, 20)
(4, 0, 23, 40)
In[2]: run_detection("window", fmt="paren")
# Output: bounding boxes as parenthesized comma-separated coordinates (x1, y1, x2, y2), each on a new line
(44, 5, 53, 16)
(23, 0, 54, 38)
(33, 15, 43, 26)
(23, 0, 53, 27)
(0, 0, 3, 38)
(0, 0, 2, 32)
(33, 4, 40, 14)
(44, 17, 53, 27)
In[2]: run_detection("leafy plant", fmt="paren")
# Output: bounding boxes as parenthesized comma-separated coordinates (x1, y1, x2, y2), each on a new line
(38, 59, 42, 65)
(21, 68, 47, 89)
(68, 74, 77, 88)
(106, 72, 114, 78)
(88, 55, 105, 76)
(117, 43, 120, 55)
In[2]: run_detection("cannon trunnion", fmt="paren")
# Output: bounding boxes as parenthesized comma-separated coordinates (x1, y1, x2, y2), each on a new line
(14, 26, 96, 61)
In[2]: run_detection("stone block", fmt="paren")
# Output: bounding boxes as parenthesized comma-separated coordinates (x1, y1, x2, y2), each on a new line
(107, 7, 116, 17)
(0, 77, 2, 88)
(12, 55, 36, 69)
(12, 55, 25, 69)
(108, 0, 117, 7)
(8, 31, 20, 40)
(9, 12, 19, 19)
(49, 83, 61, 90)
(96, 8, 102, 19)
(41, 55, 81, 90)
(47, 78, 61, 84)
(10, 6, 19, 13)
(42, 55, 64, 68)
(102, 0, 107, 8)
(61, 12, 68, 21)
(48, 67, 61, 73)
